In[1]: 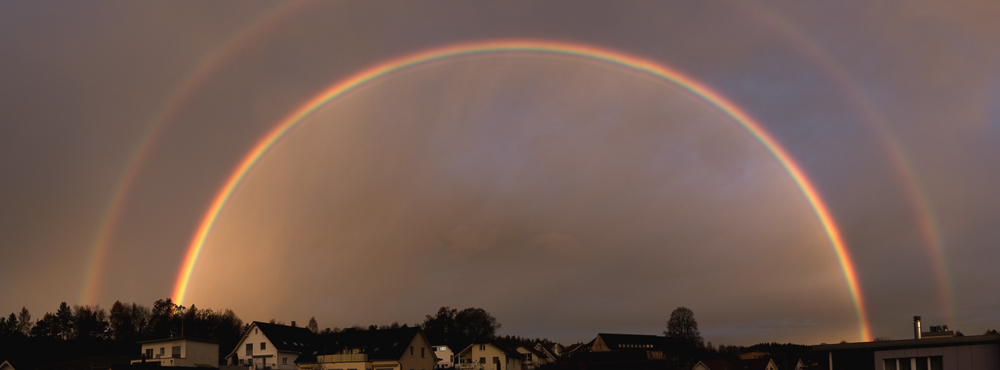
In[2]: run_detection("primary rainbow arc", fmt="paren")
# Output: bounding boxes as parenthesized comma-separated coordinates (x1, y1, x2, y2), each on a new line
(171, 39, 872, 341)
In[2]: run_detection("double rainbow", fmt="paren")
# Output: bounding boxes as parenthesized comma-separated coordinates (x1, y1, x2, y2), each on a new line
(170, 40, 872, 341)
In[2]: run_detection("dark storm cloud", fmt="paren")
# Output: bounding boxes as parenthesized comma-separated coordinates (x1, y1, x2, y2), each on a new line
(3, 1, 1000, 346)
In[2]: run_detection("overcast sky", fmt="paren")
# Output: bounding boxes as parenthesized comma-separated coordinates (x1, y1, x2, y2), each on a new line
(3, 1, 1000, 346)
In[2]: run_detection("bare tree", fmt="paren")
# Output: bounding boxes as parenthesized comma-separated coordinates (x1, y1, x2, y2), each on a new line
(665, 307, 703, 347)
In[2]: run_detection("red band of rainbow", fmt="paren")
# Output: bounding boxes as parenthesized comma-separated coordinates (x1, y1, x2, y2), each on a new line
(171, 40, 872, 341)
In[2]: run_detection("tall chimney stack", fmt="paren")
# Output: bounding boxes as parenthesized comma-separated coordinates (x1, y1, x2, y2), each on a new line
(914, 316, 922, 339)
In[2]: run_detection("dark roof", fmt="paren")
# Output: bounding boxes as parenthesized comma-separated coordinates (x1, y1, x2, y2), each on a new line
(697, 360, 735, 370)
(253, 321, 316, 352)
(813, 334, 1000, 351)
(137, 336, 218, 344)
(297, 327, 425, 363)
(596, 333, 674, 351)
(517, 344, 545, 358)
(565, 342, 589, 354)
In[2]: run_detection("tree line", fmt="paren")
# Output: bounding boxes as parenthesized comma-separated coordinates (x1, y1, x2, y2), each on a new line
(0, 298, 244, 369)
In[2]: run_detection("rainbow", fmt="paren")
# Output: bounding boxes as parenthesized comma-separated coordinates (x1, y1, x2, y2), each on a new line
(745, 3, 954, 326)
(170, 39, 873, 341)
(77, 1, 306, 305)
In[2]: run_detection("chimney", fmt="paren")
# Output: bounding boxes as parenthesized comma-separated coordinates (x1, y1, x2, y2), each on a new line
(291, 321, 297, 327)
(914, 316, 922, 339)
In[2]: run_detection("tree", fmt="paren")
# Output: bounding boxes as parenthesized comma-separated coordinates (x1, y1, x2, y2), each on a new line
(455, 307, 501, 343)
(17, 307, 32, 336)
(307, 317, 319, 334)
(56, 302, 73, 339)
(665, 307, 703, 347)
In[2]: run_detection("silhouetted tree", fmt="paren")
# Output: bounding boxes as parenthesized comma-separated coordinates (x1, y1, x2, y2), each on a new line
(72, 304, 108, 339)
(55, 302, 73, 339)
(307, 316, 319, 334)
(17, 307, 32, 336)
(665, 307, 703, 347)
(31, 312, 58, 338)
(455, 307, 501, 343)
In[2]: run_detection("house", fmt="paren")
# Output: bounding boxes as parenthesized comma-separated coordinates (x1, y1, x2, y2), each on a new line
(455, 342, 524, 370)
(0, 360, 14, 370)
(692, 358, 778, 370)
(226, 321, 315, 369)
(515, 345, 549, 369)
(693, 360, 734, 370)
(295, 327, 437, 370)
(129, 337, 219, 367)
(813, 316, 1000, 370)
(533, 343, 561, 359)
(588, 333, 673, 360)
(433, 344, 455, 368)
(563, 342, 589, 355)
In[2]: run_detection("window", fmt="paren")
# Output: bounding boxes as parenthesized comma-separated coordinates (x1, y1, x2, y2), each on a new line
(411, 346, 414, 357)
(145, 349, 153, 359)
(900, 358, 912, 370)
(261, 342, 266, 350)
(246, 343, 253, 356)
(283, 358, 287, 364)
(916, 357, 928, 370)
(479, 357, 485, 364)
(493, 357, 499, 363)
(171, 346, 181, 358)
(480, 344, 485, 351)
(160, 347, 165, 355)
(885, 359, 898, 370)
(422, 347, 426, 358)
(931, 356, 943, 370)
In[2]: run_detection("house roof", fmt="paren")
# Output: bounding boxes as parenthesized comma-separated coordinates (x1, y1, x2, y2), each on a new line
(813, 333, 1000, 351)
(296, 327, 425, 363)
(254, 321, 316, 352)
(696, 360, 735, 370)
(227, 321, 315, 359)
(564, 342, 589, 354)
(596, 333, 673, 351)
(516, 345, 545, 358)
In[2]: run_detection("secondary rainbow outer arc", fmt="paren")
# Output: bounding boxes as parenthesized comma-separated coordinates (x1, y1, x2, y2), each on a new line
(171, 40, 872, 341)
(744, 2, 954, 329)
(76, 1, 306, 306)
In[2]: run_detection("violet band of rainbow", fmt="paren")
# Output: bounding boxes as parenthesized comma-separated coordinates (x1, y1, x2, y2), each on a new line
(171, 39, 872, 341)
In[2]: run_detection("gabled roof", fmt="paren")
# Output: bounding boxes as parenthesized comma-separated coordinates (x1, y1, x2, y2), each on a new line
(297, 327, 425, 363)
(696, 360, 734, 370)
(227, 321, 315, 359)
(254, 321, 316, 352)
(516, 344, 545, 358)
(564, 342, 589, 354)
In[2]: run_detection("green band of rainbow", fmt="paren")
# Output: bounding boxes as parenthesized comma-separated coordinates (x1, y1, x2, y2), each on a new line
(171, 39, 872, 341)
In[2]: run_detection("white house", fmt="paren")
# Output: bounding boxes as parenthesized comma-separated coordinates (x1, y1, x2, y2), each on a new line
(130, 337, 219, 367)
(433, 344, 455, 368)
(455, 342, 523, 370)
(226, 321, 315, 369)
